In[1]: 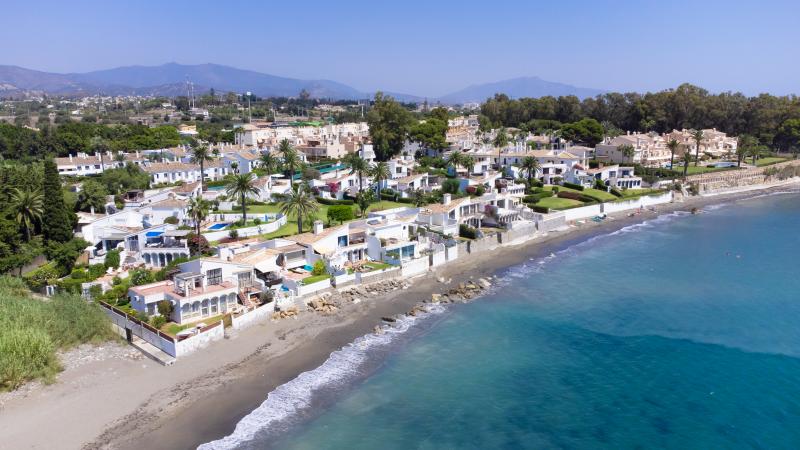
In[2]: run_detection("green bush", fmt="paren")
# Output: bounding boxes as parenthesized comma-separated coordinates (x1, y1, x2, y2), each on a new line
(150, 315, 166, 329)
(442, 179, 461, 194)
(327, 205, 355, 224)
(88, 264, 107, 279)
(316, 197, 354, 206)
(562, 182, 585, 191)
(459, 224, 477, 239)
(380, 193, 398, 201)
(164, 216, 179, 224)
(530, 205, 550, 214)
(610, 188, 623, 197)
(311, 259, 327, 276)
(104, 249, 120, 269)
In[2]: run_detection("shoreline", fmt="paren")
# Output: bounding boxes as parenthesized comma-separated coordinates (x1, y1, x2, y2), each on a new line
(1, 181, 798, 450)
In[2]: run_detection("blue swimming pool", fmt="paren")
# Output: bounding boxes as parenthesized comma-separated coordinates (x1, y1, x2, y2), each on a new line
(207, 223, 230, 230)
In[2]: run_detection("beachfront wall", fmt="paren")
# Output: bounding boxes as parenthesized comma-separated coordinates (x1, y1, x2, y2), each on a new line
(230, 303, 275, 330)
(687, 160, 800, 194)
(174, 322, 225, 357)
(357, 267, 401, 285)
(430, 249, 447, 268)
(401, 257, 430, 277)
(602, 192, 674, 215)
(499, 222, 537, 244)
(295, 278, 333, 297)
(333, 272, 358, 288)
(202, 214, 287, 241)
(101, 302, 177, 356)
(468, 234, 500, 254)
(562, 204, 604, 222)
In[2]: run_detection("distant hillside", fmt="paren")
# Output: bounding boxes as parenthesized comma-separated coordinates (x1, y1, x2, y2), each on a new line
(438, 76, 605, 103)
(0, 64, 605, 103)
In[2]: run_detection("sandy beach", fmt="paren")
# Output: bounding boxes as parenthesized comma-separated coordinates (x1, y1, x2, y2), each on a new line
(1, 182, 798, 450)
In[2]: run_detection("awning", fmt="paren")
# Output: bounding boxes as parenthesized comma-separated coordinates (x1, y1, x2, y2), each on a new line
(146, 231, 164, 237)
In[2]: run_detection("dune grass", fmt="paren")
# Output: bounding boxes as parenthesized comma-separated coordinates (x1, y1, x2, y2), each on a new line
(0, 276, 116, 391)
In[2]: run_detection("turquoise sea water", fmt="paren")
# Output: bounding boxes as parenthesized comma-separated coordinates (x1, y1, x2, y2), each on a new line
(204, 192, 800, 450)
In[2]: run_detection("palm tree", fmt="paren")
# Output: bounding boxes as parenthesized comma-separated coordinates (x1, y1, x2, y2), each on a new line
(279, 184, 320, 234)
(225, 172, 260, 224)
(520, 156, 540, 186)
(191, 144, 211, 191)
(446, 150, 465, 173)
(682, 152, 692, 178)
(11, 187, 43, 241)
(345, 153, 369, 193)
(371, 161, 391, 195)
(278, 138, 301, 181)
(187, 196, 210, 235)
(259, 152, 280, 174)
(493, 128, 509, 166)
(691, 129, 704, 167)
(618, 144, 635, 163)
(667, 139, 680, 170)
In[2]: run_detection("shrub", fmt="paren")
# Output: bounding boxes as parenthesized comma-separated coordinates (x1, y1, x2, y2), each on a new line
(311, 260, 327, 276)
(551, 186, 560, 193)
(529, 180, 543, 188)
(327, 205, 355, 224)
(562, 182, 585, 191)
(130, 268, 155, 286)
(316, 197, 354, 206)
(530, 205, 550, 214)
(594, 179, 607, 190)
(24, 263, 61, 291)
(396, 197, 414, 204)
(104, 249, 120, 269)
(557, 191, 583, 201)
(228, 229, 239, 240)
(88, 264, 107, 279)
(157, 300, 174, 319)
(442, 179, 461, 194)
(380, 193, 398, 201)
(150, 315, 166, 329)
(475, 185, 486, 196)
(187, 233, 211, 256)
(459, 224, 477, 239)
(164, 216, 179, 225)
(465, 186, 477, 195)
(610, 188, 623, 197)
(253, 218, 261, 225)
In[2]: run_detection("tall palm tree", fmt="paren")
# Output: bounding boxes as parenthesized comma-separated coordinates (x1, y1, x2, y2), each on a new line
(667, 139, 680, 170)
(11, 187, 43, 241)
(493, 128, 509, 167)
(278, 138, 300, 181)
(371, 161, 391, 195)
(187, 196, 210, 235)
(520, 156, 540, 186)
(191, 144, 211, 192)
(279, 184, 320, 234)
(682, 152, 692, 178)
(691, 129, 704, 167)
(225, 172, 260, 224)
(462, 155, 476, 175)
(345, 153, 369, 193)
(259, 152, 280, 174)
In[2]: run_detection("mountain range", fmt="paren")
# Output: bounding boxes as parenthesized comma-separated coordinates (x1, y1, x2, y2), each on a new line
(0, 63, 605, 104)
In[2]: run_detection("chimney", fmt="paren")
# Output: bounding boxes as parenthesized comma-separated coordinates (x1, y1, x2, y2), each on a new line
(312, 220, 324, 235)
(443, 193, 451, 205)
(69, 154, 73, 162)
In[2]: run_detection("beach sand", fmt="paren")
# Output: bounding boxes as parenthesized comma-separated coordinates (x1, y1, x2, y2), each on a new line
(1, 182, 797, 450)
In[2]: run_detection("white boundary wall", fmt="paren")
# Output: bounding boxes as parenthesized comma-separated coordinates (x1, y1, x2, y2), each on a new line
(231, 303, 275, 330)
(174, 323, 225, 357)
(202, 214, 287, 241)
(401, 257, 429, 277)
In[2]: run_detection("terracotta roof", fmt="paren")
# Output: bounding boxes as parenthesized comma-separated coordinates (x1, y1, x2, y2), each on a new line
(150, 198, 187, 209)
(424, 197, 469, 214)
(285, 224, 345, 246)
(143, 162, 198, 173)
(171, 181, 200, 194)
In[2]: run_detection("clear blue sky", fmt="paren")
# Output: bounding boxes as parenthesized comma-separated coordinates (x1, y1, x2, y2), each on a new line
(3, 0, 798, 96)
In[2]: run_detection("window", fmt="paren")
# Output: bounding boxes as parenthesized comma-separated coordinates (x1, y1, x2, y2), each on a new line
(338, 235, 348, 247)
(207, 268, 222, 285)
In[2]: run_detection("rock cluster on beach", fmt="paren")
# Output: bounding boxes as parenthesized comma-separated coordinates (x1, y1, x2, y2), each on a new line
(327, 279, 412, 305)
(307, 297, 339, 315)
(426, 277, 493, 304)
(271, 307, 299, 320)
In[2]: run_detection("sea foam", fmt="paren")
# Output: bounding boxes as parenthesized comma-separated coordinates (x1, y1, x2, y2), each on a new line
(198, 304, 445, 450)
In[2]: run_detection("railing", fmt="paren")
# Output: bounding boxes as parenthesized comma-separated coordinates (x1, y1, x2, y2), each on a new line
(99, 301, 176, 342)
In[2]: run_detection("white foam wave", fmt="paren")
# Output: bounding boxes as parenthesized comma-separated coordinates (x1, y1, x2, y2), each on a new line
(198, 305, 445, 450)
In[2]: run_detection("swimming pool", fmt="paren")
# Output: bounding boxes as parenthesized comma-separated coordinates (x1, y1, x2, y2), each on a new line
(207, 223, 230, 230)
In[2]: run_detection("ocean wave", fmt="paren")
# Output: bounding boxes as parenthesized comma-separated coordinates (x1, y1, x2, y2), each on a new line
(198, 305, 446, 450)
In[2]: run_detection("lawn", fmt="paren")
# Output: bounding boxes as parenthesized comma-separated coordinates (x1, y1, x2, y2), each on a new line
(367, 200, 408, 213)
(364, 261, 394, 271)
(755, 157, 788, 167)
(536, 197, 584, 210)
(162, 313, 226, 336)
(617, 188, 664, 200)
(679, 165, 738, 175)
(300, 274, 331, 285)
(582, 188, 617, 202)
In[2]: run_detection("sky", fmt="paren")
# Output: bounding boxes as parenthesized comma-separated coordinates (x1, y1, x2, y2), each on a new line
(2, 0, 799, 97)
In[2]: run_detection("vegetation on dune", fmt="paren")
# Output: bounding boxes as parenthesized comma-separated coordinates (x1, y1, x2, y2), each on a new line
(0, 276, 115, 391)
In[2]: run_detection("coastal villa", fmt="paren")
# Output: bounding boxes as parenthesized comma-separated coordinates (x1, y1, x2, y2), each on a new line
(571, 164, 643, 188)
(595, 132, 672, 167)
(143, 160, 229, 185)
(665, 128, 738, 158)
(417, 192, 526, 235)
(128, 259, 264, 324)
(56, 152, 124, 176)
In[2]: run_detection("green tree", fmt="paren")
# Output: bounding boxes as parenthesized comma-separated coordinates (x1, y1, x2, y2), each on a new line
(10, 187, 43, 241)
(667, 139, 680, 169)
(409, 118, 448, 152)
(344, 153, 369, 193)
(355, 189, 375, 217)
(560, 119, 604, 147)
(225, 173, 260, 224)
(774, 119, 800, 157)
(446, 150, 465, 173)
(104, 249, 120, 269)
(366, 92, 413, 161)
(41, 159, 72, 244)
(327, 205, 354, 225)
(278, 138, 301, 181)
(279, 185, 320, 234)
(691, 129, 704, 167)
(736, 134, 757, 167)
(371, 161, 390, 195)
(618, 144, 636, 162)
(520, 156, 540, 186)
(76, 180, 108, 213)
(191, 143, 211, 191)
(258, 151, 281, 174)
(186, 196, 210, 235)
(681, 152, 692, 178)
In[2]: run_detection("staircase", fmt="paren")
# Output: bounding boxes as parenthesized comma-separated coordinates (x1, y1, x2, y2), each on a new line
(238, 290, 255, 308)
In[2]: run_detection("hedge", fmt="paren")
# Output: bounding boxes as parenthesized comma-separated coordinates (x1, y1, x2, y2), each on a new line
(380, 193, 398, 201)
(459, 224, 477, 239)
(316, 197, 354, 206)
(396, 197, 414, 204)
(530, 205, 550, 214)
(610, 188, 623, 197)
(562, 182, 585, 191)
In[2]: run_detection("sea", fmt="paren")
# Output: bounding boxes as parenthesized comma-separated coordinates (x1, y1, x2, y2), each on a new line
(201, 190, 800, 450)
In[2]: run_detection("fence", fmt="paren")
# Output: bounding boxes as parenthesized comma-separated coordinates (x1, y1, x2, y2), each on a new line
(357, 266, 401, 285)
(401, 257, 430, 277)
(202, 214, 287, 241)
(100, 302, 225, 358)
(230, 302, 275, 330)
